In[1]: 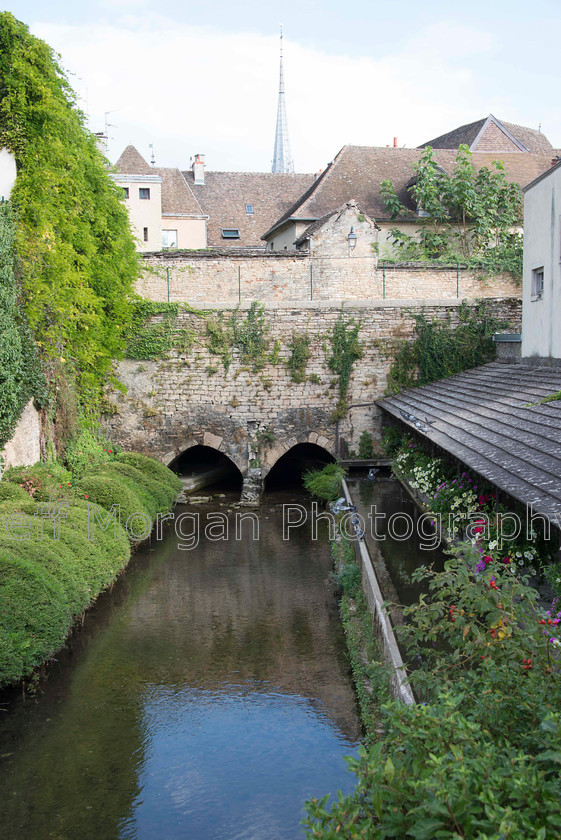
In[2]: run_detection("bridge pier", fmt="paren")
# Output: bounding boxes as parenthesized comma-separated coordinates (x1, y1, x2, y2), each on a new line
(239, 466, 264, 506)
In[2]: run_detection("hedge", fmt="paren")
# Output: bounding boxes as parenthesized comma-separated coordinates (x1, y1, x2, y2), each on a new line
(0, 451, 180, 687)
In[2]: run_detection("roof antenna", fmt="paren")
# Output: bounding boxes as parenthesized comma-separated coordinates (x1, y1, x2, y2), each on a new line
(148, 143, 156, 166)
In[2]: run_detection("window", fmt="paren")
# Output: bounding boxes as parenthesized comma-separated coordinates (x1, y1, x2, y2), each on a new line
(143, 227, 148, 242)
(245, 204, 254, 215)
(122, 187, 129, 199)
(162, 230, 178, 248)
(531, 266, 544, 300)
(221, 228, 240, 239)
(139, 188, 150, 200)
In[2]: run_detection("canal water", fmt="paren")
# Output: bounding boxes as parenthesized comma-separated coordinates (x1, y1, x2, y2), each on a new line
(0, 495, 361, 840)
(348, 474, 446, 606)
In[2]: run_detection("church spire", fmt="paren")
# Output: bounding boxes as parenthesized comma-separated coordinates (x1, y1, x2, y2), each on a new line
(272, 25, 294, 174)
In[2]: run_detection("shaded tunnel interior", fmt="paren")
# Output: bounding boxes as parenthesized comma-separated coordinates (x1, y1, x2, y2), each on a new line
(265, 443, 335, 492)
(169, 445, 243, 493)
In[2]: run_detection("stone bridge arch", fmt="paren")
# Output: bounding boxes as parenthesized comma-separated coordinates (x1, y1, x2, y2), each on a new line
(161, 431, 247, 477)
(262, 432, 336, 475)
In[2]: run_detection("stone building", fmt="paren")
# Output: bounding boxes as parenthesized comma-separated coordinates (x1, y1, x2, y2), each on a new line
(262, 115, 559, 253)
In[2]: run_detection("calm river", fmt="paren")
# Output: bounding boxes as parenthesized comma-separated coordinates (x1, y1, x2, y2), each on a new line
(0, 494, 361, 840)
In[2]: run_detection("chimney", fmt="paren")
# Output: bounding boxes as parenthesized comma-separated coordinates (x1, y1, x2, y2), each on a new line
(393, 137, 398, 148)
(192, 154, 205, 185)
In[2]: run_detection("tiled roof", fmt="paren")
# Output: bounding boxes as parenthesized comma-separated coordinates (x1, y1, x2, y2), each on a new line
(185, 170, 315, 247)
(420, 115, 553, 155)
(263, 145, 555, 234)
(500, 121, 554, 155)
(379, 362, 561, 524)
(115, 145, 153, 175)
(420, 118, 487, 151)
(153, 167, 204, 217)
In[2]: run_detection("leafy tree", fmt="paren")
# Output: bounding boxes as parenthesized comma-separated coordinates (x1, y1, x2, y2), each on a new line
(0, 13, 139, 411)
(380, 145, 523, 275)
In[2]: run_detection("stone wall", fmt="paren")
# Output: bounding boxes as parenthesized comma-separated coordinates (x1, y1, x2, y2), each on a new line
(139, 251, 521, 303)
(1, 400, 41, 472)
(104, 298, 522, 497)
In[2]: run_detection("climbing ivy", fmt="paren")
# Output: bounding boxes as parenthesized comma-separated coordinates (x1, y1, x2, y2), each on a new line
(0, 202, 46, 446)
(286, 332, 311, 383)
(207, 302, 271, 372)
(327, 313, 362, 420)
(0, 13, 139, 410)
(385, 303, 511, 394)
(230, 301, 270, 371)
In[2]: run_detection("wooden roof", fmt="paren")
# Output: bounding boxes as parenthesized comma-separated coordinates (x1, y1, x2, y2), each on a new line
(379, 362, 561, 524)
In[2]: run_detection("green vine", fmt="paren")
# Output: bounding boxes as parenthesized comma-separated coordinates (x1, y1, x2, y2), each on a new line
(123, 299, 201, 360)
(230, 301, 270, 371)
(0, 13, 139, 410)
(385, 303, 511, 394)
(286, 332, 311, 383)
(0, 202, 46, 446)
(327, 312, 362, 420)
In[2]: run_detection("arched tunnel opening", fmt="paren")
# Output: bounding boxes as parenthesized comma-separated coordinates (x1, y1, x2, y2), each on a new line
(264, 442, 335, 493)
(169, 445, 243, 494)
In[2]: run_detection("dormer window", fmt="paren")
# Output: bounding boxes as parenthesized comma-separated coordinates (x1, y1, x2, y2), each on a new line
(221, 229, 240, 239)
(245, 204, 254, 215)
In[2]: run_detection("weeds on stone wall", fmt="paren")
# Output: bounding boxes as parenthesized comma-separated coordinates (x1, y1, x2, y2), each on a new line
(327, 312, 363, 420)
(124, 300, 200, 360)
(286, 332, 311, 383)
(230, 302, 270, 371)
(385, 302, 510, 394)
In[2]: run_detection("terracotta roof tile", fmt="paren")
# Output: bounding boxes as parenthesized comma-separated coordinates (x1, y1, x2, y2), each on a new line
(114, 145, 153, 175)
(185, 170, 315, 247)
(264, 144, 556, 233)
(153, 167, 204, 216)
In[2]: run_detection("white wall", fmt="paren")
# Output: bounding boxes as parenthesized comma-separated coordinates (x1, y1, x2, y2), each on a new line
(0, 147, 17, 201)
(112, 173, 163, 252)
(521, 165, 561, 359)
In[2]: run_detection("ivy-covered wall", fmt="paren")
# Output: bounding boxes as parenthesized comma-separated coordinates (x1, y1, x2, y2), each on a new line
(0, 12, 138, 426)
(103, 298, 522, 475)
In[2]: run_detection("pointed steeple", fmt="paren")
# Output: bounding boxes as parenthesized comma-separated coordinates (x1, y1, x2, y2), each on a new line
(272, 26, 294, 174)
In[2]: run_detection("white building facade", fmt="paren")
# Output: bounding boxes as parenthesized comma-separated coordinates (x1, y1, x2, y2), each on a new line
(521, 161, 561, 359)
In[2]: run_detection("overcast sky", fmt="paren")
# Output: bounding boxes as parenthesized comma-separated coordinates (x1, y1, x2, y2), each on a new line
(7, 0, 561, 173)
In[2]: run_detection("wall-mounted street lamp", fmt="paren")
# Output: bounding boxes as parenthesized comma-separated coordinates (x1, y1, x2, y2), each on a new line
(347, 226, 357, 255)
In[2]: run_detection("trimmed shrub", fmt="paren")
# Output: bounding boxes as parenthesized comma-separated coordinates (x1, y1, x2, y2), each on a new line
(0, 481, 31, 503)
(3, 462, 73, 501)
(76, 474, 151, 535)
(117, 451, 182, 494)
(0, 551, 69, 684)
(104, 461, 177, 512)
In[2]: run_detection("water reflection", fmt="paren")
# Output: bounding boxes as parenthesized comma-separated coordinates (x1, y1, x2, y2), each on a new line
(349, 475, 446, 605)
(0, 497, 360, 840)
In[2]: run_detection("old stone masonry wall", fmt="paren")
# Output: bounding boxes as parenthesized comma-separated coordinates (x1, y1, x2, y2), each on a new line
(104, 298, 522, 500)
(139, 252, 521, 304)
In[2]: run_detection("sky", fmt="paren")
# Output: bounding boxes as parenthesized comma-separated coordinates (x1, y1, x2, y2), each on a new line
(6, 1, 561, 173)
